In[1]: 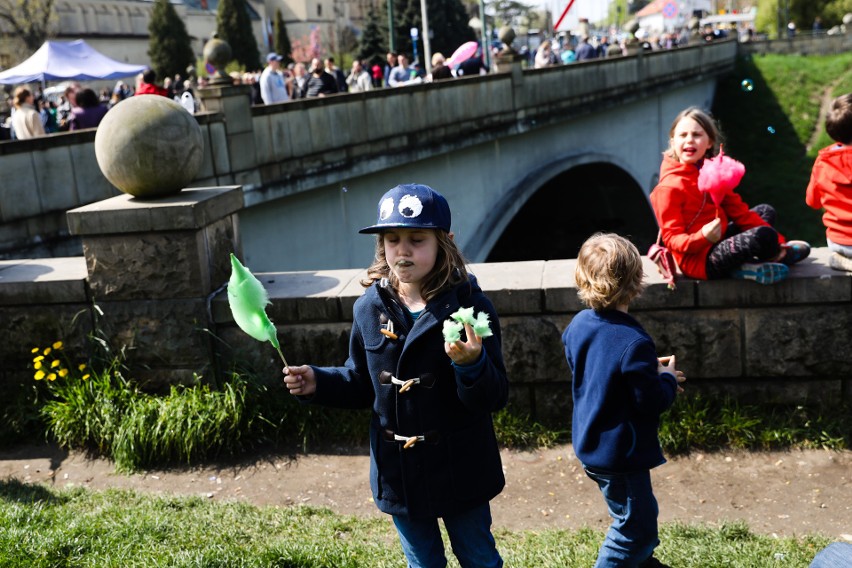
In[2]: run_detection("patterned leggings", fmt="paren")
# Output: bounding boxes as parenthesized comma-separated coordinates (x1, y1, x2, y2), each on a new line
(705, 204, 782, 279)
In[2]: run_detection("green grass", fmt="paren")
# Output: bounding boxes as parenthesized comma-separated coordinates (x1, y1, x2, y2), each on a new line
(713, 51, 852, 245)
(0, 481, 831, 567)
(659, 395, 851, 454)
(7, 361, 849, 472)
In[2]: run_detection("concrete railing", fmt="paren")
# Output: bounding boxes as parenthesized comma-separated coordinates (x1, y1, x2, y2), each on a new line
(741, 32, 852, 56)
(0, 40, 738, 257)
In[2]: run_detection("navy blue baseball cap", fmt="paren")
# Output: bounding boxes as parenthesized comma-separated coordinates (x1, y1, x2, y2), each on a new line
(359, 184, 451, 234)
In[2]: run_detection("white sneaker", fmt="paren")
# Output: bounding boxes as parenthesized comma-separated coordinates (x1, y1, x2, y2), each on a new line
(829, 252, 852, 272)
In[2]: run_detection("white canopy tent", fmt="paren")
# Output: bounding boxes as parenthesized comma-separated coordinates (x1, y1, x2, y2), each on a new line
(0, 40, 146, 85)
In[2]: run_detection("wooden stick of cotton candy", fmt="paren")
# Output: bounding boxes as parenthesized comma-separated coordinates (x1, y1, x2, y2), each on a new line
(698, 145, 746, 218)
(227, 253, 288, 367)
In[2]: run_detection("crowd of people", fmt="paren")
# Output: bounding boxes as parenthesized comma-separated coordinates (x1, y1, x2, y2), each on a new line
(233, 48, 490, 106)
(2, 21, 752, 141)
(1, 67, 201, 140)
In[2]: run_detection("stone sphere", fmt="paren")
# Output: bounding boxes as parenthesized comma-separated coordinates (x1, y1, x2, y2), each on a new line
(203, 37, 232, 69)
(843, 13, 852, 25)
(94, 95, 204, 198)
(498, 26, 516, 45)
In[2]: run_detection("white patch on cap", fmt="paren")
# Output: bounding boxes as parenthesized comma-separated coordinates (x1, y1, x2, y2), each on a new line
(398, 194, 423, 219)
(379, 197, 395, 221)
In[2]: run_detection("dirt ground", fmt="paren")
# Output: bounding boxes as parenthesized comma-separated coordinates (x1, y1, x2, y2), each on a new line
(1, 443, 850, 540)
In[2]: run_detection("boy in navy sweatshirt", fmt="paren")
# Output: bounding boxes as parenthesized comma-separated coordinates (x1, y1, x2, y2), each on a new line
(563, 233, 685, 568)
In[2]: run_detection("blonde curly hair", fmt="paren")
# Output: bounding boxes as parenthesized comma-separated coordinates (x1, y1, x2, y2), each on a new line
(575, 233, 645, 311)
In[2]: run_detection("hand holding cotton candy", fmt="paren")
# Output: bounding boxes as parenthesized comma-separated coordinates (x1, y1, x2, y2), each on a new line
(443, 307, 493, 343)
(698, 146, 745, 209)
(227, 253, 288, 366)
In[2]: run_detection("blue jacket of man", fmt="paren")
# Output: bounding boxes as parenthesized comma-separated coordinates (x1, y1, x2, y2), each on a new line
(307, 274, 508, 519)
(563, 309, 677, 472)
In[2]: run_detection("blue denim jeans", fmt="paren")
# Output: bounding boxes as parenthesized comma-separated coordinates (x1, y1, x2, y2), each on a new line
(392, 502, 503, 568)
(809, 542, 852, 567)
(584, 467, 660, 568)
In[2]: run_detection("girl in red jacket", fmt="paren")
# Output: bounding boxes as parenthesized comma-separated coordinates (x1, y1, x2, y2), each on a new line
(650, 107, 810, 284)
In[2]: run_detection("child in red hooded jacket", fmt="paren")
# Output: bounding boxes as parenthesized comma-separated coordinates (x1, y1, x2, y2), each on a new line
(806, 93, 852, 272)
(650, 107, 811, 284)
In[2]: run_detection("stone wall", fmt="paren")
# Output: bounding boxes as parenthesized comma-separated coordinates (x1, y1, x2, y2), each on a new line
(3, 245, 849, 422)
(208, 249, 852, 423)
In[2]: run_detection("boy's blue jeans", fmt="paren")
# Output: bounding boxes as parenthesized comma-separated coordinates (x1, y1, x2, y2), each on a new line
(392, 502, 503, 568)
(584, 467, 660, 568)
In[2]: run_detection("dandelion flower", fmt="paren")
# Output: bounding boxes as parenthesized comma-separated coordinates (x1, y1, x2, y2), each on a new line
(53, 341, 63, 350)
(34, 370, 46, 381)
(51, 360, 60, 368)
(43, 347, 52, 356)
(82, 374, 91, 380)
(47, 373, 57, 381)
(31, 347, 40, 354)
(58, 369, 69, 378)
(33, 355, 44, 362)
(78, 363, 87, 371)
(34, 361, 43, 370)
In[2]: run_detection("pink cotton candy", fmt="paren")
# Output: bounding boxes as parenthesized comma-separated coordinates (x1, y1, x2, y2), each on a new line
(697, 147, 746, 207)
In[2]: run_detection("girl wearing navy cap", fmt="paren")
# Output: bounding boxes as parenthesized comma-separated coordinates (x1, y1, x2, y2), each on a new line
(284, 183, 508, 567)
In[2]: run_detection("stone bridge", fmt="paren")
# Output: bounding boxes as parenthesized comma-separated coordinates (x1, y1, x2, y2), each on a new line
(0, 39, 737, 271)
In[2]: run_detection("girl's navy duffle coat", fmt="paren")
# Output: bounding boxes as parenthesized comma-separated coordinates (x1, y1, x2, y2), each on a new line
(306, 274, 509, 520)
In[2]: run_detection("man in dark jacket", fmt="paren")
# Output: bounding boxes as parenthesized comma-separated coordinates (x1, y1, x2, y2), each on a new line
(306, 58, 339, 97)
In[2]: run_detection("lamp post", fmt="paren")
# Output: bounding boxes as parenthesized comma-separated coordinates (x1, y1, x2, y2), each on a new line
(479, 0, 490, 70)
(420, 0, 433, 74)
(387, 0, 395, 52)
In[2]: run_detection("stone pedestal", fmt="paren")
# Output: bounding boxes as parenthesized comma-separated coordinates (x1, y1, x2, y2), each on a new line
(493, 53, 525, 111)
(66, 187, 244, 388)
(197, 84, 258, 177)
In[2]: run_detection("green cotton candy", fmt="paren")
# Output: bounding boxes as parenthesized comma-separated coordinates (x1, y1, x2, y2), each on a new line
(472, 311, 493, 338)
(442, 319, 463, 343)
(450, 307, 476, 326)
(227, 253, 280, 349)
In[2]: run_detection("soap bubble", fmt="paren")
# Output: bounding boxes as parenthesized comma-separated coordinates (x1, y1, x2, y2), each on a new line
(767, 126, 776, 134)
(342, 186, 348, 193)
(740, 79, 754, 92)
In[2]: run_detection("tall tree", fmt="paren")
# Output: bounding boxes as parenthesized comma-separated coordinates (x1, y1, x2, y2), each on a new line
(148, 0, 194, 82)
(750, 0, 852, 37)
(491, 0, 539, 29)
(823, 0, 852, 25)
(273, 8, 293, 64)
(357, 3, 386, 63)
(391, 0, 476, 60)
(0, 0, 55, 54)
(217, 0, 261, 70)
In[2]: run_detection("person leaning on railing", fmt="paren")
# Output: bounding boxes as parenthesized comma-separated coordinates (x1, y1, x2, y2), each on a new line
(11, 86, 46, 140)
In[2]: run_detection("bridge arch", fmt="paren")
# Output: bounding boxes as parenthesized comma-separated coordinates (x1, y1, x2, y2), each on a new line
(465, 152, 659, 262)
